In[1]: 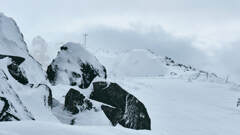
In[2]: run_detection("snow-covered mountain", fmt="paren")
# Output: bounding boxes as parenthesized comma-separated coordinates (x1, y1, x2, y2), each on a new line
(91, 48, 228, 84)
(1, 12, 240, 135)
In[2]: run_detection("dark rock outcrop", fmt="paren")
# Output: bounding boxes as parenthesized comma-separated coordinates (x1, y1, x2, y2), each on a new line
(0, 67, 34, 122)
(0, 85, 34, 121)
(0, 55, 28, 85)
(101, 105, 123, 126)
(7, 62, 28, 85)
(0, 54, 25, 65)
(46, 42, 107, 89)
(46, 64, 58, 85)
(79, 63, 102, 89)
(64, 88, 93, 114)
(90, 81, 151, 130)
(0, 97, 20, 121)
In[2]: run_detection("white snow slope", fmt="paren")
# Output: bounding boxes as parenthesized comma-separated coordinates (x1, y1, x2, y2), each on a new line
(1, 77, 240, 135)
(116, 77, 240, 135)
(91, 48, 228, 84)
(102, 49, 168, 77)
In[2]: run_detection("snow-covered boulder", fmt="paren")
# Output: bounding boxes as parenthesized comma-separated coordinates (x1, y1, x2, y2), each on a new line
(90, 81, 151, 130)
(0, 61, 34, 121)
(0, 13, 28, 52)
(0, 13, 57, 122)
(0, 57, 56, 122)
(47, 42, 107, 89)
(52, 87, 109, 126)
(64, 88, 93, 114)
(0, 13, 46, 84)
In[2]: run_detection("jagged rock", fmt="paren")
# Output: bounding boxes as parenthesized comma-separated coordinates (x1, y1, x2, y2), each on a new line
(0, 13, 57, 122)
(7, 61, 28, 85)
(0, 97, 20, 121)
(0, 13, 46, 85)
(0, 69, 34, 121)
(0, 55, 28, 85)
(101, 105, 123, 126)
(90, 81, 151, 130)
(47, 42, 107, 89)
(64, 88, 93, 114)
(0, 55, 25, 65)
(0, 54, 28, 85)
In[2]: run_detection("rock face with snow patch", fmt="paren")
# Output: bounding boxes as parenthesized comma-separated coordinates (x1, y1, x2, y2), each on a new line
(47, 42, 107, 89)
(0, 13, 46, 84)
(163, 56, 226, 83)
(0, 64, 34, 121)
(90, 81, 151, 130)
(0, 97, 19, 121)
(64, 88, 93, 114)
(0, 13, 56, 122)
(0, 55, 28, 85)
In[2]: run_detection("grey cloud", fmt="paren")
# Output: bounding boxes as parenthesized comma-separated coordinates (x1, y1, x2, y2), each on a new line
(1, 0, 240, 82)
(214, 42, 240, 82)
(1, 0, 240, 42)
(57, 24, 209, 68)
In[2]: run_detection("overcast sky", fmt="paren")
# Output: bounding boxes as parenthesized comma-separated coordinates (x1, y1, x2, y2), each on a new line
(1, 0, 240, 82)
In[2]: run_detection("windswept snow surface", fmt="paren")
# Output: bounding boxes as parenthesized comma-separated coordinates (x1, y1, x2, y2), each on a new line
(0, 121, 150, 135)
(114, 77, 240, 135)
(1, 77, 240, 135)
